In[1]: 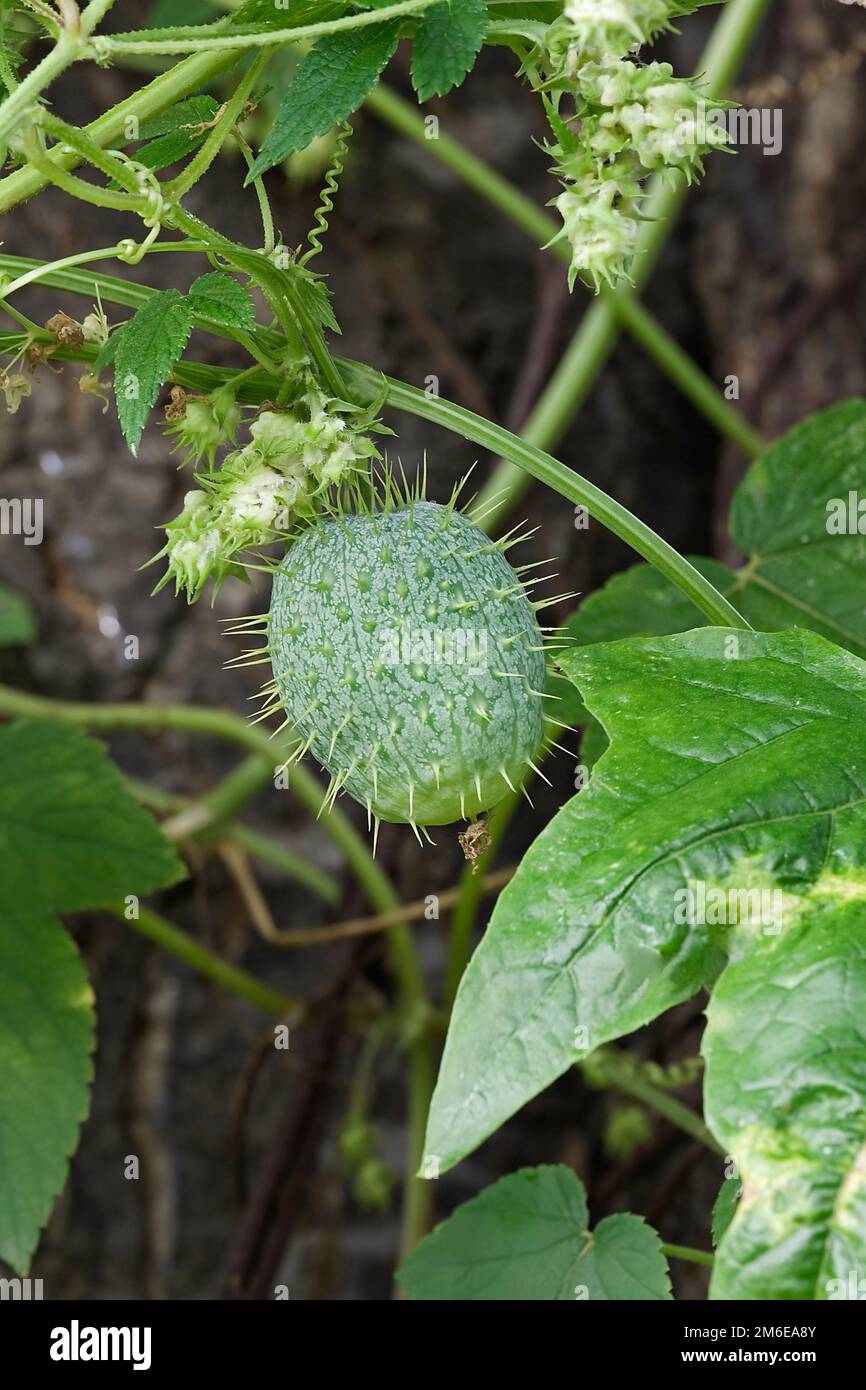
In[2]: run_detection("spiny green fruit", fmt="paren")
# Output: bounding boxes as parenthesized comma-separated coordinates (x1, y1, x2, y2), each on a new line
(264, 500, 549, 832)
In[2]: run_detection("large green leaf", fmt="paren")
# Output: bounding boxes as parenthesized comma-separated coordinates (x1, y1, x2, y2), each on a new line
(424, 628, 866, 1173)
(704, 873, 866, 1299)
(0, 722, 183, 1271)
(398, 1165, 671, 1300)
(247, 18, 401, 179)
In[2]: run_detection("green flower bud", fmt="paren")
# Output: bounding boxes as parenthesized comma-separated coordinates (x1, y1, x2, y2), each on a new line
(163, 386, 241, 468)
(583, 62, 730, 180)
(554, 177, 641, 291)
(545, 0, 706, 73)
(154, 391, 384, 601)
(353, 1157, 394, 1213)
(155, 490, 243, 602)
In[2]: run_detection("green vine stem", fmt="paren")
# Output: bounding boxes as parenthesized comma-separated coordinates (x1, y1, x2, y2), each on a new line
(166, 49, 270, 201)
(606, 292, 765, 459)
(113, 902, 301, 1019)
(444, 791, 517, 1008)
(339, 359, 752, 630)
(0, 260, 751, 629)
(0, 0, 118, 145)
(93, 1, 433, 58)
(157, 753, 277, 841)
(0, 47, 241, 211)
(21, 131, 150, 213)
(0, 680, 424, 995)
(661, 1243, 715, 1268)
(130, 771, 340, 904)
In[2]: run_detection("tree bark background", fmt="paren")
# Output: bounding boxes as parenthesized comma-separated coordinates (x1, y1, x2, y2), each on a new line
(0, 0, 864, 1298)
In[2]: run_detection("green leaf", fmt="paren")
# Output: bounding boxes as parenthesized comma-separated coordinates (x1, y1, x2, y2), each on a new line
(230, 0, 345, 31)
(111, 290, 194, 454)
(0, 29, 26, 93)
(127, 130, 205, 176)
(711, 1176, 741, 1247)
(553, 556, 736, 729)
(292, 266, 341, 335)
(728, 399, 866, 658)
(411, 0, 488, 101)
(555, 399, 866, 762)
(397, 1165, 672, 1300)
(424, 627, 866, 1173)
(247, 19, 401, 179)
(0, 905, 94, 1274)
(0, 583, 35, 646)
(560, 401, 866, 665)
(146, 0, 216, 26)
(108, 97, 220, 187)
(129, 94, 220, 177)
(188, 271, 256, 331)
(0, 722, 184, 911)
(705, 880, 866, 1299)
(136, 95, 220, 142)
(0, 722, 183, 1271)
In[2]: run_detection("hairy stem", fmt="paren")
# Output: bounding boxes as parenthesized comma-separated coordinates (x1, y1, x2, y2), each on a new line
(167, 49, 270, 200)
(94, 1, 433, 57)
(0, 30, 81, 146)
(0, 47, 241, 211)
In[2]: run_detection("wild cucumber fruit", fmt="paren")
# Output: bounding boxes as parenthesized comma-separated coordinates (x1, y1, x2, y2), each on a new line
(264, 499, 549, 833)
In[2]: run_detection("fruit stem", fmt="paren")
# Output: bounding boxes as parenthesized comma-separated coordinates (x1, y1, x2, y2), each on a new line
(444, 794, 517, 1008)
